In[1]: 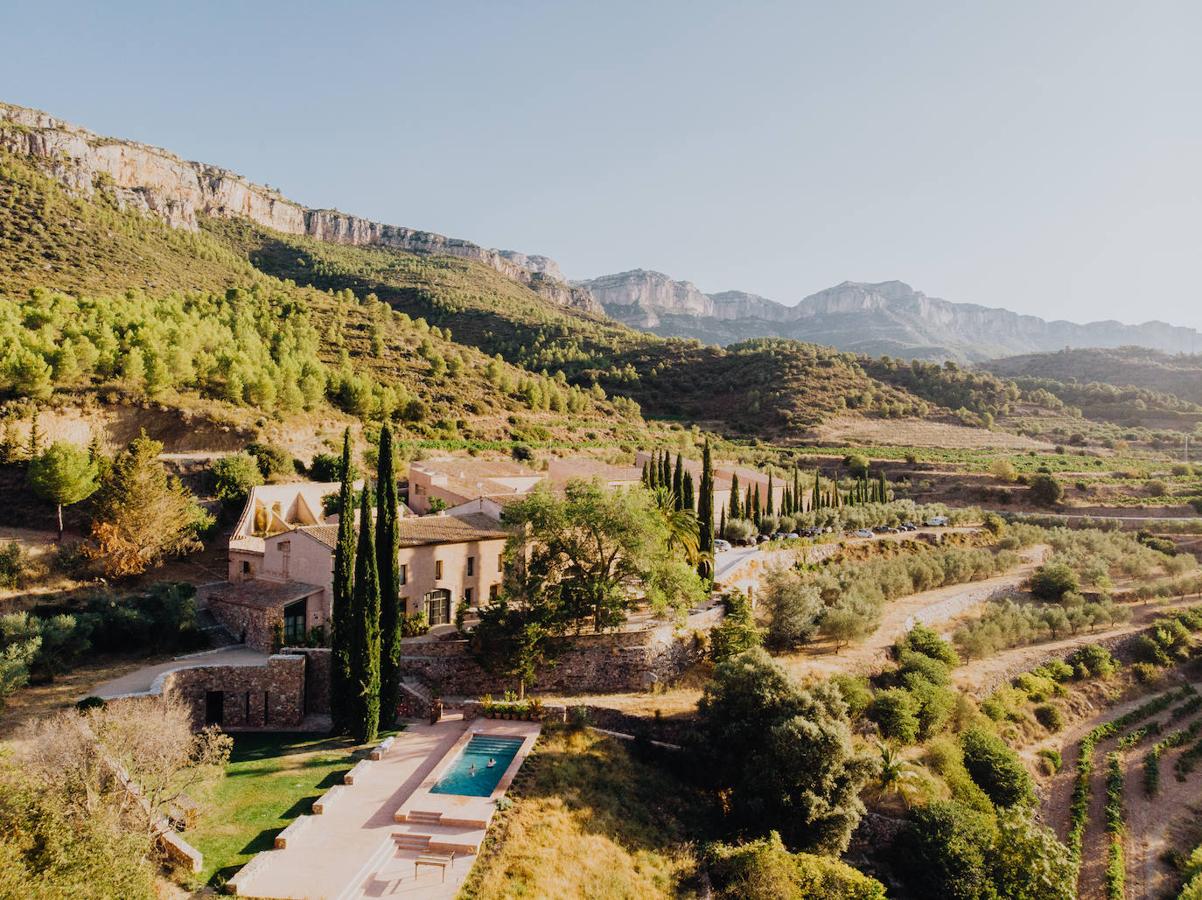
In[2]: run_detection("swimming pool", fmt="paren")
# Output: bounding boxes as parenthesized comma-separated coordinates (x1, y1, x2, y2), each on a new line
(431, 735, 523, 797)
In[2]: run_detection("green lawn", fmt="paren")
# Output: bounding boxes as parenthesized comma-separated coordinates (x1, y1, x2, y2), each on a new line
(187, 730, 399, 888)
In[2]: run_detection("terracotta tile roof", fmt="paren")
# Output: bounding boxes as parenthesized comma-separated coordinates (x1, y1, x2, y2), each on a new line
(198, 580, 323, 610)
(295, 513, 507, 551)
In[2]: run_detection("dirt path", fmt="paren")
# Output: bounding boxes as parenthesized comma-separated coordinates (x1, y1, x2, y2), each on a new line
(775, 545, 1049, 682)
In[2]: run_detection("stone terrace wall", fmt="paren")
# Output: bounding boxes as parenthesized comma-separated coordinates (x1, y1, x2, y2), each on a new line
(207, 598, 280, 653)
(163, 654, 305, 728)
(281, 647, 331, 715)
(401, 608, 722, 696)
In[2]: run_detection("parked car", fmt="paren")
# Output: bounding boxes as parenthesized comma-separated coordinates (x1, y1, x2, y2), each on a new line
(786, 532, 800, 539)
(926, 516, 950, 527)
(854, 529, 874, 538)
(772, 532, 787, 541)
(713, 539, 732, 552)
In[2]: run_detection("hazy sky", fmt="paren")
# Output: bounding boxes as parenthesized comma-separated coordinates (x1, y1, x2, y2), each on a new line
(3, 2, 1200, 327)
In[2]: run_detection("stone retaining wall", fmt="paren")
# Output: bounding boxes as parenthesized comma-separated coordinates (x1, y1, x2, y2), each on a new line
(163, 654, 305, 728)
(401, 609, 722, 696)
(207, 598, 279, 653)
(281, 646, 331, 715)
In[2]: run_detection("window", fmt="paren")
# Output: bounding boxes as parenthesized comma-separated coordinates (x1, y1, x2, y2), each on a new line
(466, 556, 475, 576)
(498, 554, 504, 572)
(283, 599, 307, 645)
(399, 564, 407, 586)
(241, 560, 251, 575)
(489, 583, 500, 601)
(464, 587, 473, 605)
(434, 560, 443, 580)
(423, 589, 451, 626)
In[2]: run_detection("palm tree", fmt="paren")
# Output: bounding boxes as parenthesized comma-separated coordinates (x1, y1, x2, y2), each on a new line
(651, 486, 701, 565)
(875, 742, 920, 806)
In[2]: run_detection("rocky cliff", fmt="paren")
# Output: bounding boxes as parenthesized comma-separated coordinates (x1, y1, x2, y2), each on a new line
(0, 102, 599, 313)
(576, 270, 1200, 360)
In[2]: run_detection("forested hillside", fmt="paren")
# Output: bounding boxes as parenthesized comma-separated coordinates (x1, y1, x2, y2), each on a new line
(985, 348, 1202, 407)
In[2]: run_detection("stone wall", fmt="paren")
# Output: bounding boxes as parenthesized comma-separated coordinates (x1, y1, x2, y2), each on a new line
(208, 599, 280, 653)
(281, 646, 331, 715)
(400, 610, 721, 696)
(162, 655, 305, 728)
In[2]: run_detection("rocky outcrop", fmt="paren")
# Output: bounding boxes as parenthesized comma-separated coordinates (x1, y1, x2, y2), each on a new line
(0, 102, 599, 313)
(577, 269, 1200, 360)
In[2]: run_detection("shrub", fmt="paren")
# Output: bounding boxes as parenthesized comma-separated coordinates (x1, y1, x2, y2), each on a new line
(897, 623, 961, 667)
(1037, 748, 1063, 774)
(0, 541, 30, 589)
(1028, 473, 1064, 506)
(711, 591, 763, 662)
(829, 674, 873, 720)
(1034, 704, 1064, 732)
(868, 688, 920, 744)
(898, 649, 952, 687)
(246, 441, 295, 479)
(211, 452, 264, 503)
(308, 452, 343, 482)
(1029, 562, 1080, 601)
(960, 727, 1035, 808)
(705, 831, 887, 900)
(1014, 673, 1058, 703)
(1068, 644, 1117, 679)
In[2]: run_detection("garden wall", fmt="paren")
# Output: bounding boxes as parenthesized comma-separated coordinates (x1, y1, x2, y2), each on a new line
(400, 607, 723, 697)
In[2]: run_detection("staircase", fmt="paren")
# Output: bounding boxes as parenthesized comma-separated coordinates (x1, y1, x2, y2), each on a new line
(195, 607, 238, 649)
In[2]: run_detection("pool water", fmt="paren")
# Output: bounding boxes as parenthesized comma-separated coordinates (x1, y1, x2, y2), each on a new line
(431, 735, 523, 797)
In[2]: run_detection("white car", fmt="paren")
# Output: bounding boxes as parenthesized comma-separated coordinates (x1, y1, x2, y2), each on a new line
(854, 529, 874, 538)
(713, 539, 733, 552)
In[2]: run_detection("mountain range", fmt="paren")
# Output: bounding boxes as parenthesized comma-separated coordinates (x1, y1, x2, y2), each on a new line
(3, 99, 1197, 366)
(575, 270, 1201, 362)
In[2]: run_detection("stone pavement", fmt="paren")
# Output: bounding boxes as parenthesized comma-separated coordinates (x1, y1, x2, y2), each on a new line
(230, 718, 469, 899)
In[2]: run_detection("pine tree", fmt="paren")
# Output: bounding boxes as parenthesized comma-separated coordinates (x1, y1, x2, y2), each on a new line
(697, 440, 714, 577)
(331, 429, 356, 734)
(766, 473, 775, 516)
(672, 453, 684, 510)
(729, 473, 741, 520)
(683, 470, 695, 511)
(350, 486, 381, 744)
(375, 425, 401, 731)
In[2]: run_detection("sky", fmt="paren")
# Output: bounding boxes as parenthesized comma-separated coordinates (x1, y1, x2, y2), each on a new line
(2, 1, 1200, 327)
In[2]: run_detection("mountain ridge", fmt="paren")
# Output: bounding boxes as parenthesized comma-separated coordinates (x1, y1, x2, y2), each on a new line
(0, 101, 600, 314)
(575, 270, 1200, 361)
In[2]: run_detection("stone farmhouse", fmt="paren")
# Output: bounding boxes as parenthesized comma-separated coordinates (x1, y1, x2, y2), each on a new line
(206, 482, 507, 651)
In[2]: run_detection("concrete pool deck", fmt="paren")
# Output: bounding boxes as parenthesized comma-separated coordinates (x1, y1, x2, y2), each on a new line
(227, 716, 540, 899)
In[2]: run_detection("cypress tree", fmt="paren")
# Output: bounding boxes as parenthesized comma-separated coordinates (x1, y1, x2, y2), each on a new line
(719, 506, 726, 540)
(683, 470, 695, 511)
(672, 453, 684, 510)
(878, 470, 889, 503)
(744, 485, 752, 520)
(729, 473, 741, 520)
(330, 429, 356, 734)
(766, 473, 775, 516)
(661, 451, 671, 489)
(376, 424, 401, 731)
(752, 484, 761, 523)
(812, 472, 822, 511)
(697, 440, 714, 576)
(350, 486, 381, 744)
(793, 468, 802, 512)
(641, 460, 650, 487)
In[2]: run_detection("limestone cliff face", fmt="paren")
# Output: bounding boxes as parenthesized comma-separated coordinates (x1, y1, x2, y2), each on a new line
(0, 102, 599, 313)
(578, 269, 791, 327)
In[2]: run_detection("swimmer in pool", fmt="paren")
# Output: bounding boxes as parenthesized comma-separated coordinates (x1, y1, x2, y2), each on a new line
(469, 763, 476, 775)
(487, 758, 496, 768)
